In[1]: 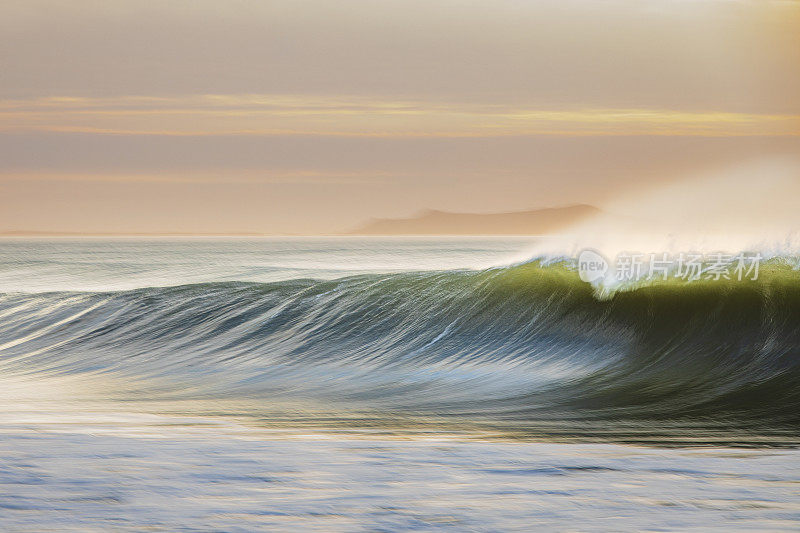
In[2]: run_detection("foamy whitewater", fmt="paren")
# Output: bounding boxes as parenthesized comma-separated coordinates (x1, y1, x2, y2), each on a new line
(1, 236, 799, 530)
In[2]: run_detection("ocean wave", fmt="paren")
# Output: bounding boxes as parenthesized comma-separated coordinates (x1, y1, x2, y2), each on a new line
(1, 259, 799, 442)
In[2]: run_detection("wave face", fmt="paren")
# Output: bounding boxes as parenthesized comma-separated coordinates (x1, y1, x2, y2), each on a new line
(2, 256, 799, 444)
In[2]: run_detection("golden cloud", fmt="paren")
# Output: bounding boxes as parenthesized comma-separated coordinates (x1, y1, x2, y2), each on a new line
(1, 95, 798, 137)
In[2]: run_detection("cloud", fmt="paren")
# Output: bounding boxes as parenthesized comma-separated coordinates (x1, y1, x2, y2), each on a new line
(1, 95, 798, 137)
(0, 168, 393, 185)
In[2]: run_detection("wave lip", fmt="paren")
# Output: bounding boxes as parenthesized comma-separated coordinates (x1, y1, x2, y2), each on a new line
(1, 258, 799, 444)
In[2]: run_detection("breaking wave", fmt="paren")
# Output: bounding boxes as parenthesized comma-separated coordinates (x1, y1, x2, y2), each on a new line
(1, 258, 799, 444)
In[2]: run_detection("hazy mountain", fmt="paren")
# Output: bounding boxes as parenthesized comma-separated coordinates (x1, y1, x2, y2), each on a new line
(349, 204, 601, 235)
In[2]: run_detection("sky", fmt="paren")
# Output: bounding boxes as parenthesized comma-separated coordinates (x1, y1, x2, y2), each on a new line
(1, 0, 799, 234)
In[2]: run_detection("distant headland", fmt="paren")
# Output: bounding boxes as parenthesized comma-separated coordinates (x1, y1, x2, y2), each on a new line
(347, 204, 601, 235)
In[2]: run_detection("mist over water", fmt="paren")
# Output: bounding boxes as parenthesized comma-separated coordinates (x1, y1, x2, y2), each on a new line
(531, 157, 800, 261)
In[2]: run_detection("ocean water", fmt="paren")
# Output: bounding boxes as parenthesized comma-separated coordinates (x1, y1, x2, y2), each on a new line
(0, 237, 798, 531)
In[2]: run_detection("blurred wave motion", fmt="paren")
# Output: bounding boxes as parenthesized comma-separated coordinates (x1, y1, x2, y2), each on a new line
(1, 238, 798, 444)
